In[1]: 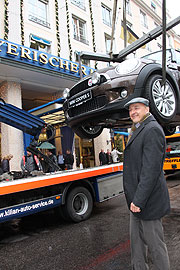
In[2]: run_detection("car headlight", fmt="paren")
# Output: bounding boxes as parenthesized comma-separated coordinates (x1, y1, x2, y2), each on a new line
(115, 59, 140, 75)
(88, 72, 101, 86)
(63, 88, 70, 99)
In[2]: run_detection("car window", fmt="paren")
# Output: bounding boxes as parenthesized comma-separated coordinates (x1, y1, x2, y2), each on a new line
(142, 49, 172, 63)
(175, 50, 180, 65)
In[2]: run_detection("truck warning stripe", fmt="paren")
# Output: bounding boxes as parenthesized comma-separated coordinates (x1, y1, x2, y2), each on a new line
(0, 163, 123, 196)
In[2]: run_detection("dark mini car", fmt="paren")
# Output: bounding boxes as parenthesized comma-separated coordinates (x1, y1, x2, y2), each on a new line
(63, 49, 180, 138)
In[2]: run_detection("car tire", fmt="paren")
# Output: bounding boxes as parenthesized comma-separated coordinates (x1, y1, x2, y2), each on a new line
(73, 125, 103, 139)
(64, 186, 93, 223)
(164, 170, 175, 175)
(145, 75, 177, 124)
(163, 126, 176, 136)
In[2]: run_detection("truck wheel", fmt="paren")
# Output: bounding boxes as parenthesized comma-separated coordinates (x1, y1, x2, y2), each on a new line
(65, 187, 93, 222)
(54, 205, 70, 222)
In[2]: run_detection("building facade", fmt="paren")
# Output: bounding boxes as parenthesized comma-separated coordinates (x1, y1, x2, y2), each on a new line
(0, 0, 180, 170)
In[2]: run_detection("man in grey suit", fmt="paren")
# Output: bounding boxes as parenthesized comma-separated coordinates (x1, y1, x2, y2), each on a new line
(123, 97, 170, 270)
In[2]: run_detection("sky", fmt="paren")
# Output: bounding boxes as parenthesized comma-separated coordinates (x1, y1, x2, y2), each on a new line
(166, 0, 180, 35)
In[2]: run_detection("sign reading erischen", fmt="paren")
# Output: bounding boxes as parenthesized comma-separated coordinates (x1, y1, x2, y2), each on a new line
(0, 39, 94, 78)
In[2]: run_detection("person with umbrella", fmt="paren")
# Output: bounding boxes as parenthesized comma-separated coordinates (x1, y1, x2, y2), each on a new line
(37, 142, 59, 173)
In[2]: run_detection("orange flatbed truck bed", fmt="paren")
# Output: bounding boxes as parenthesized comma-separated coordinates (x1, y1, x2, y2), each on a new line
(0, 163, 123, 223)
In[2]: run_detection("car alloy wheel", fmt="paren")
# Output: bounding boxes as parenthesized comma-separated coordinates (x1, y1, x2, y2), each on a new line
(145, 75, 177, 123)
(151, 79, 176, 117)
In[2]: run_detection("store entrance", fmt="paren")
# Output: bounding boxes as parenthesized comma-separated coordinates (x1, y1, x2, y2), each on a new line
(75, 135, 95, 168)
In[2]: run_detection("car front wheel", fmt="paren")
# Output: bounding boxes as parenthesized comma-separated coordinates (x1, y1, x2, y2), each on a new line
(145, 75, 177, 123)
(73, 125, 103, 139)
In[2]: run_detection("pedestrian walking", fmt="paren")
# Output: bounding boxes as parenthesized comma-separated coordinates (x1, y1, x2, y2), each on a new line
(21, 151, 42, 173)
(99, 149, 107, 165)
(64, 149, 74, 170)
(111, 148, 122, 163)
(106, 149, 112, 164)
(123, 97, 170, 270)
(46, 150, 59, 172)
(57, 150, 65, 170)
(1, 154, 13, 173)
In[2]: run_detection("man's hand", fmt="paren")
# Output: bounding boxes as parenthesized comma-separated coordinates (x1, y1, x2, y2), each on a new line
(130, 202, 141, 213)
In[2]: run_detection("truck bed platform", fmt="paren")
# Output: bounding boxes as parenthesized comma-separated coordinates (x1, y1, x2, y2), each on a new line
(0, 163, 123, 196)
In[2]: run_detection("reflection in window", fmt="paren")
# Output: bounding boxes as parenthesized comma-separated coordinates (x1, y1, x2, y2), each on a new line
(28, 0, 50, 28)
(72, 16, 88, 45)
(30, 35, 51, 53)
(102, 5, 111, 27)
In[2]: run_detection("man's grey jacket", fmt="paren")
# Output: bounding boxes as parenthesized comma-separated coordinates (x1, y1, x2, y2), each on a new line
(123, 115, 170, 220)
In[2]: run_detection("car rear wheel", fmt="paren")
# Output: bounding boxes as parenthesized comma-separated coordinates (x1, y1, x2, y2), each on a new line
(145, 75, 177, 123)
(73, 125, 103, 139)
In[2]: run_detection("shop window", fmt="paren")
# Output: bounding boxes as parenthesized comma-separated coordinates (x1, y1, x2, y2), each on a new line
(75, 136, 95, 168)
(140, 10, 148, 28)
(30, 34, 51, 53)
(28, 0, 50, 28)
(72, 16, 89, 45)
(113, 134, 125, 162)
(71, 0, 86, 11)
(102, 5, 112, 27)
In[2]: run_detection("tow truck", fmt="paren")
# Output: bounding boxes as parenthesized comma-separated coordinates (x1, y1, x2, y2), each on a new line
(0, 99, 123, 223)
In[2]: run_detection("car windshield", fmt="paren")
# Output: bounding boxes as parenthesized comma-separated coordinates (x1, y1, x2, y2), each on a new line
(142, 49, 172, 63)
(166, 138, 180, 157)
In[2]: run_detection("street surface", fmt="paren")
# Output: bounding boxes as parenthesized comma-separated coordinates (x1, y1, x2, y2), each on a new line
(0, 175, 180, 270)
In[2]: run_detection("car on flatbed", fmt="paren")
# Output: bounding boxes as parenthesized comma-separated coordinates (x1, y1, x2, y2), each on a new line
(63, 49, 180, 138)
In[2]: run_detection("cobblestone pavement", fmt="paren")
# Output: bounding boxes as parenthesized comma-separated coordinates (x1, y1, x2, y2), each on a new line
(0, 174, 179, 270)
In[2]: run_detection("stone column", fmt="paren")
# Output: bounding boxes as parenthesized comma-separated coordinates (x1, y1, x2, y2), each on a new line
(0, 81, 24, 171)
(94, 128, 112, 166)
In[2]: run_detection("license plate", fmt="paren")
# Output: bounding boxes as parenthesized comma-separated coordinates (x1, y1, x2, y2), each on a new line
(68, 90, 92, 108)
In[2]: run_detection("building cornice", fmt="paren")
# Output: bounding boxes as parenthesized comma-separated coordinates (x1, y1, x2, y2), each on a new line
(133, 0, 175, 36)
(134, 0, 162, 24)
